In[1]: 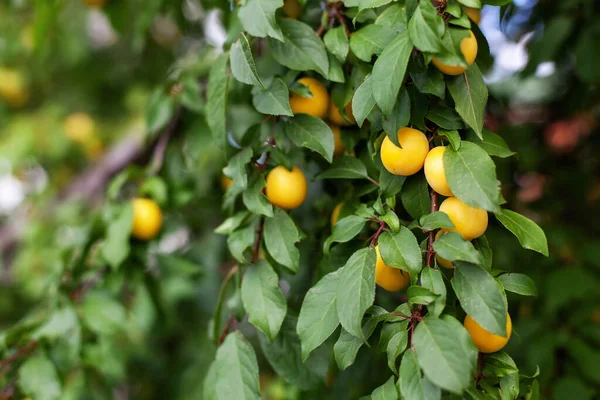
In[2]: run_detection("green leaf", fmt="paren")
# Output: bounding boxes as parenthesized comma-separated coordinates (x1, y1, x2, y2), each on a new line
(500, 373, 520, 400)
(324, 26, 349, 62)
(223, 147, 253, 190)
(408, 0, 445, 53)
(215, 211, 251, 235)
(433, 231, 482, 265)
(336, 248, 377, 341)
(19, 354, 62, 400)
(437, 130, 461, 151)
(359, 0, 393, 10)
(297, 268, 342, 361)
(473, 235, 493, 271)
(101, 203, 133, 270)
(410, 68, 445, 99)
(323, 215, 367, 254)
(426, 105, 465, 130)
(214, 332, 261, 400)
(353, 75, 377, 127)
(242, 175, 274, 217)
(372, 30, 413, 117)
(494, 209, 549, 256)
(458, 0, 482, 7)
(268, 19, 329, 77)
(334, 319, 379, 370)
(252, 78, 293, 116)
(259, 316, 324, 390)
(228, 224, 256, 263)
(447, 63, 488, 138)
(264, 209, 301, 273)
(146, 88, 175, 137)
(575, 24, 600, 84)
(380, 209, 401, 233)
(378, 228, 423, 283)
(400, 174, 430, 219)
(444, 141, 502, 213)
(376, 4, 408, 31)
(407, 286, 439, 307)
(238, 0, 284, 41)
(413, 316, 477, 394)
(317, 156, 369, 180)
(206, 54, 230, 151)
(241, 260, 287, 341)
(230, 33, 263, 87)
(420, 267, 447, 318)
(466, 128, 515, 158)
(399, 350, 441, 400)
(498, 273, 538, 297)
(420, 211, 455, 231)
(372, 377, 399, 400)
(350, 25, 397, 62)
(382, 88, 411, 139)
(387, 329, 408, 374)
(482, 352, 518, 378)
(328, 53, 346, 83)
(283, 114, 334, 162)
(81, 291, 128, 336)
(452, 262, 508, 336)
(380, 168, 406, 198)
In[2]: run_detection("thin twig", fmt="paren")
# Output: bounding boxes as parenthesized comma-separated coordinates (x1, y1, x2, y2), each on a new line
(0, 341, 38, 368)
(212, 265, 239, 345)
(217, 316, 237, 345)
(250, 217, 265, 263)
(150, 106, 184, 175)
(70, 266, 109, 302)
(367, 176, 380, 187)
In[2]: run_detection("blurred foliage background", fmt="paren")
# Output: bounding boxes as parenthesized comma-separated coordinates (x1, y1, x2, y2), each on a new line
(0, 0, 598, 399)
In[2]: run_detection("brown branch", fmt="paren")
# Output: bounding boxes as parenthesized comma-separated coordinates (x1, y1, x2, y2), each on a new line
(475, 352, 484, 383)
(426, 189, 440, 267)
(69, 266, 109, 302)
(150, 106, 184, 175)
(217, 316, 238, 345)
(250, 217, 265, 264)
(0, 341, 38, 369)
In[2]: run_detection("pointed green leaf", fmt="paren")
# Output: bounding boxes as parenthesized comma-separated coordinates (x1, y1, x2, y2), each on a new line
(238, 0, 284, 41)
(372, 30, 413, 117)
(206, 54, 230, 150)
(268, 19, 329, 77)
(408, 0, 445, 53)
(498, 273, 538, 296)
(372, 376, 399, 400)
(264, 209, 301, 273)
(242, 175, 274, 217)
(336, 248, 377, 341)
(447, 63, 488, 138)
(452, 262, 508, 336)
(350, 25, 397, 62)
(18, 354, 62, 400)
(334, 319, 379, 370)
(317, 156, 369, 180)
(466, 128, 516, 158)
(230, 33, 264, 87)
(400, 174, 430, 219)
(413, 316, 477, 394)
(214, 332, 261, 400)
(399, 350, 441, 400)
(252, 78, 293, 116)
(378, 228, 423, 283)
(324, 26, 349, 62)
(420, 211, 455, 231)
(241, 260, 287, 341)
(283, 114, 334, 162)
(433, 231, 482, 265)
(297, 268, 342, 361)
(494, 209, 549, 256)
(444, 141, 502, 213)
(420, 267, 447, 318)
(353, 75, 377, 127)
(323, 216, 367, 254)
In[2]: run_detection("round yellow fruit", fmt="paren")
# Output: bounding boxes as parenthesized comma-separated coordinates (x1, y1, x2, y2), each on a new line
(0, 67, 29, 107)
(424, 146, 453, 197)
(439, 197, 488, 240)
(329, 124, 345, 156)
(282, 0, 302, 19)
(380, 127, 429, 176)
(265, 166, 307, 210)
(328, 99, 355, 126)
(221, 175, 233, 191)
(432, 30, 478, 76)
(464, 313, 512, 353)
(462, 6, 482, 25)
(434, 231, 454, 269)
(331, 202, 343, 226)
(375, 246, 410, 292)
(132, 198, 163, 240)
(63, 112, 96, 144)
(289, 77, 329, 119)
